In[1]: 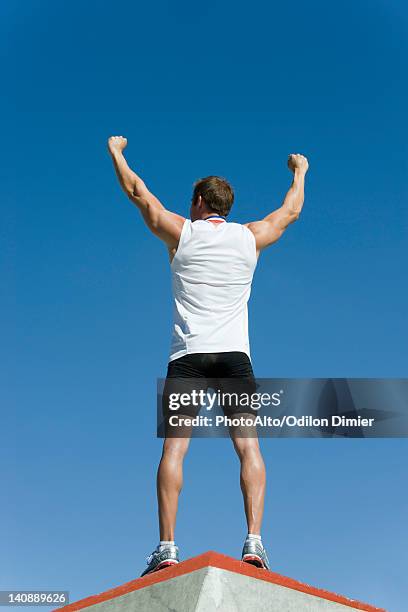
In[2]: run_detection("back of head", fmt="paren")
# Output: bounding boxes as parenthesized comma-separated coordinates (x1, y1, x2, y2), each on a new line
(192, 176, 234, 217)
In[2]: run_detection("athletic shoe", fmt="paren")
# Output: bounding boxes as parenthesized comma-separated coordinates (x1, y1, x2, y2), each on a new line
(241, 539, 270, 570)
(140, 544, 179, 577)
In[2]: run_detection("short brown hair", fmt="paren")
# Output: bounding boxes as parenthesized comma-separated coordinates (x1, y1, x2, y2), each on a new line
(192, 176, 234, 217)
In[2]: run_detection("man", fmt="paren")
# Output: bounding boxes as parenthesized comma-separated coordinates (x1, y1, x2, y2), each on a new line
(108, 136, 308, 576)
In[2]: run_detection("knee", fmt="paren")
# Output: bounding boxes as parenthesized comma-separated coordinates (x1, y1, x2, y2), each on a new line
(234, 438, 263, 463)
(162, 438, 190, 461)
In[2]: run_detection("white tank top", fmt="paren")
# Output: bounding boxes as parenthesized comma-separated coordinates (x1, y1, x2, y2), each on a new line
(169, 218, 257, 362)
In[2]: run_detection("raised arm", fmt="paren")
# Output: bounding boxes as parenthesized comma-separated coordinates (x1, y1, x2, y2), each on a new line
(107, 136, 185, 250)
(246, 154, 309, 254)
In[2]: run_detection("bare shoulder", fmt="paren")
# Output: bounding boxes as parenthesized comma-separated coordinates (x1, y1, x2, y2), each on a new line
(243, 218, 283, 253)
(157, 210, 186, 231)
(154, 210, 187, 252)
(244, 220, 266, 236)
(160, 209, 186, 228)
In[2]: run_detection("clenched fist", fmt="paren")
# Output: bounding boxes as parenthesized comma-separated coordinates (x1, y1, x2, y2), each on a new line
(288, 153, 309, 174)
(108, 135, 128, 155)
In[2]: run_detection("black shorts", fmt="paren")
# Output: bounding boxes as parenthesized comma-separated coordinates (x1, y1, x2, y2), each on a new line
(162, 351, 257, 420)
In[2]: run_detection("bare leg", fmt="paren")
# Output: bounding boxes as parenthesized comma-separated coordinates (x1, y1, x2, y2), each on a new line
(157, 436, 191, 541)
(231, 433, 266, 535)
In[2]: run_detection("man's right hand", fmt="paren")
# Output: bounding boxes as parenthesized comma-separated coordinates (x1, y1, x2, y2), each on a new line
(108, 135, 128, 155)
(287, 153, 309, 174)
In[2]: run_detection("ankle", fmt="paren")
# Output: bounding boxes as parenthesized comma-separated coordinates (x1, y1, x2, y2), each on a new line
(246, 533, 262, 541)
(159, 540, 175, 549)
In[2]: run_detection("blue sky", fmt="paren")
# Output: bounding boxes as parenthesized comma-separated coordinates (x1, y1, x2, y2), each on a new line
(1, 1, 407, 611)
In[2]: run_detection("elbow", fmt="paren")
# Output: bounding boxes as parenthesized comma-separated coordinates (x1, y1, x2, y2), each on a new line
(128, 184, 140, 199)
(128, 179, 147, 199)
(124, 182, 137, 199)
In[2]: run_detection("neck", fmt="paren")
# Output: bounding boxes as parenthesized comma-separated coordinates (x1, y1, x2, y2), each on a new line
(202, 213, 225, 220)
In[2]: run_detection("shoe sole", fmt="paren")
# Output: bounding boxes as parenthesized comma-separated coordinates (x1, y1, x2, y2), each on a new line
(242, 554, 268, 569)
(155, 560, 179, 572)
(141, 560, 178, 577)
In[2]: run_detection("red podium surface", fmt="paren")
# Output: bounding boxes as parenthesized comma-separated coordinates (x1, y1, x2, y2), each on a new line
(56, 551, 387, 612)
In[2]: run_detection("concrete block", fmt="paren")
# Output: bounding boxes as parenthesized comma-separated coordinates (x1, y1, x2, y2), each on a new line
(56, 551, 386, 612)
